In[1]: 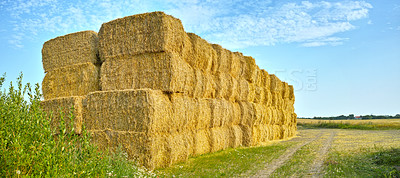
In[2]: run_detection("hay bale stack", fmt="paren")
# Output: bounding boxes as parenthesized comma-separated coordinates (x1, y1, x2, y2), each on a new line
(40, 96, 85, 134)
(98, 11, 190, 62)
(42, 30, 99, 73)
(40, 11, 297, 170)
(42, 62, 100, 100)
(100, 52, 194, 93)
(186, 33, 215, 73)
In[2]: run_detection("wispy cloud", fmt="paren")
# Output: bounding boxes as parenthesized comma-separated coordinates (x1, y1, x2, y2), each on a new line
(2, 0, 372, 49)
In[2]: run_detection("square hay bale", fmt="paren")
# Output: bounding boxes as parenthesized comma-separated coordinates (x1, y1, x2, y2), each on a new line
(239, 125, 254, 146)
(89, 130, 168, 169)
(269, 74, 283, 93)
(165, 132, 194, 165)
(84, 89, 174, 133)
(239, 101, 255, 127)
(214, 72, 238, 101)
(254, 86, 266, 104)
(263, 89, 273, 107)
(209, 99, 233, 128)
(211, 44, 230, 75)
(193, 129, 211, 155)
(288, 85, 295, 101)
(42, 62, 100, 100)
(229, 125, 243, 148)
(186, 33, 215, 73)
(40, 96, 85, 134)
(191, 69, 216, 99)
(272, 124, 283, 140)
(209, 127, 231, 152)
(240, 56, 257, 83)
(42, 30, 99, 72)
(98, 11, 190, 62)
(170, 93, 212, 131)
(237, 78, 256, 102)
(101, 52, 194, 93)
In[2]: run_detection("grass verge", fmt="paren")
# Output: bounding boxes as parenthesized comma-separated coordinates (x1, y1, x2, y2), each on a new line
(157, 142, 295, 177)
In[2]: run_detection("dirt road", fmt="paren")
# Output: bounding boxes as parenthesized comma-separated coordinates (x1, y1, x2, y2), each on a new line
(250, 128, 400, 177)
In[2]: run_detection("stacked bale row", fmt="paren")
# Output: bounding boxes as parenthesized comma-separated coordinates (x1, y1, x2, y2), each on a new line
(95, 12, 296, 169)
(41, 31, 101, 134)
(40, 11, 296, 169)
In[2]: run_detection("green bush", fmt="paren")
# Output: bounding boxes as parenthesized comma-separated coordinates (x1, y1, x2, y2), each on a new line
(0, 73, 156, 177)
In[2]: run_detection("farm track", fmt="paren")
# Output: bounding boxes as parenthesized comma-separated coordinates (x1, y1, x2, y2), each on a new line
(251, 129, 337, 178)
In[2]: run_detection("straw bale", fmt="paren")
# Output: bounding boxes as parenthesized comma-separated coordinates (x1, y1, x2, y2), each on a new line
(240, 56, 257, 83)
(98, 11, 190, 62)
(42, 62, 100, 100)
(230, 52, 242, 78)
(191, 69, 215, 98)
(214, 72, 238, 101)
(209, 127, 231, 152)
(237, 79, 256, 102)
(89, 130, 168, 169)
(211, 44, 229, 74)
(239, 101, 255, 127)
(271, 91, 284, 108)
(209, 99, 236, 127)
(282, 82, 290, 99)
(269, 74, 283, 93)
(171, 93, 211, 131)
(261, 69, 270, 89)
(84, 89, 174, 133)
(40, 96, 84, 134)
(42, 31, 99, 72)
(264, 90, 273, 107)
(193, 129, 211, 155)
(272, 124, 283, 140)
(239, 125, 254, 146)
(254, 86, 265, 103)
(229, 125, 243, 148)
(101, 52, 194, 93)
(186, 33, 215, 72)
(165, 132, 194, 164)
(288, 85, 295, 101)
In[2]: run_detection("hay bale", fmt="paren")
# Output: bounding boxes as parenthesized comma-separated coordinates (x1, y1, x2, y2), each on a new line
(288, 85, 295, 101)
(84, 89, 174, 133)
(42, 62, 100, 100)
(270, 74, 283, 93)
(193, 129, 211, 155)
(191, 69, 215, 99)
(237, 79, 255, 102)
(170, 93, 208, 131)
(209, 99, 233, 127)
(42, 31, 99, 72)
(165, 132, 194, 165)
(186, 33, 215, 72)
(40, 96, 85, 134)
(211, 44, 229, 75)
(239, 101, 255, 127)
(214, 72, 238, 101)
(272, 124, 282, 140)
(229, 125, 243, 148)
(89, 130, 168, 169)
(209, 127, 231, 152)
(240, 56, 257, 83)
(98, 11, 190, 62)
(101, 52, 194, 93)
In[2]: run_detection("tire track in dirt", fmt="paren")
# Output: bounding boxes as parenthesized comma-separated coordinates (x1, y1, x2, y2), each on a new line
(308, 130, 336, 178)
(251, 130, 324, 177)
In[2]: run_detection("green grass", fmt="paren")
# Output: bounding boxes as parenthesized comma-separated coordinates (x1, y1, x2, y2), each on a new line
(157, 142, 295, 177)
(0, 73, 156, 177)
(324, 147, 400, 177)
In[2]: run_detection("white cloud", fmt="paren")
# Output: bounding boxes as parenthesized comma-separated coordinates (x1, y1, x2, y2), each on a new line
(3, 0, 372, 49)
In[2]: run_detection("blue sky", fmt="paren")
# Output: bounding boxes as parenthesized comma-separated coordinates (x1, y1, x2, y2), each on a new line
(0, 0, 399, 117)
